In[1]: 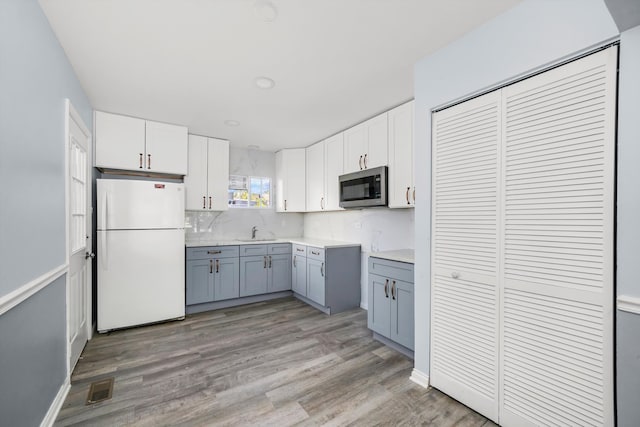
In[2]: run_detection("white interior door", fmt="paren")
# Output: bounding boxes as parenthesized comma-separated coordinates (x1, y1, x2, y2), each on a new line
(430, 90, 502, 422)
(500, 46, 616, 427)
(67, 100, 92, 372)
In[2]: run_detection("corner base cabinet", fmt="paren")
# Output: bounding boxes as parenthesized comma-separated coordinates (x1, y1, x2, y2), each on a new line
(368, 256, 414, 352)
(291, 244, 361, 314)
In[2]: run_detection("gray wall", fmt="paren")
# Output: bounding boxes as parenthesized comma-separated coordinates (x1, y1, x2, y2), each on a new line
(615, 23, 640, 427)
(0, 277, 67, 427)
(0, 0, 92, 424)
(413, 0, 618, 379)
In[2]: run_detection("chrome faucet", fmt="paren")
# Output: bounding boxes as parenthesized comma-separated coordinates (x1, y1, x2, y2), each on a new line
(251, 226, 258, 240)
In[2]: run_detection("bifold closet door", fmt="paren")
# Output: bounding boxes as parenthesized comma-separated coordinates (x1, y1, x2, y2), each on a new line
(500, 47, 616, 427)
(430, 90, 501, 422)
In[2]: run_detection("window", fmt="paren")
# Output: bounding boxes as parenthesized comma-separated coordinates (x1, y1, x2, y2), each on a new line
(228, 175, 271, 208)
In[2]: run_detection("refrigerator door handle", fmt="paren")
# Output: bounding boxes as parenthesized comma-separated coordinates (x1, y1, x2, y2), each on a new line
(99, 188, 107, 231)
(101, 232, 108, 271)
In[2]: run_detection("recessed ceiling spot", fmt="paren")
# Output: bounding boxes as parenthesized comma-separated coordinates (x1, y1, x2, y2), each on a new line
(255, 76, 275, 89)
(254, 0, 278, 22)
(224, 120, 240, 127)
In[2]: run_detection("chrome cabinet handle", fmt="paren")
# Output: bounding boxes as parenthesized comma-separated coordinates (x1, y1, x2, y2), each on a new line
(391, 280, 396, 300)
(311, 250, 320, 255)
(296, 248, 304, 252)
(406, 187, 410, 205)
(209, 196, 212, 209)
(203, 196, 206, 209)
(216, 259, 219, 273)
(320, 262, 324, 277)
(139, 153, 143, 169)
(269, 255, 272, 268)
(413, 187, 415, 203)
(320, 197, 324, 210)
(263, 256, 267, 268)
(293, 255, 297, 267)
(284, 199, 287, 211)
(209, 259, 213, 274)
(363, 153, 367, 169)
(359, 155, 363, 170)
(207, 250, 221, 255)
(384, 279, 389, 298)
(147, 154, 151, 169)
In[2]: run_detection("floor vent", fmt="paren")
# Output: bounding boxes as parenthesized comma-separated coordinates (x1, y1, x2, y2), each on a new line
(86, 377, 114, 405)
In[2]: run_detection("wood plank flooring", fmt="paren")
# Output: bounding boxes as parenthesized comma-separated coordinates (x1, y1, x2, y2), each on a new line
(56, 297, 493, 426)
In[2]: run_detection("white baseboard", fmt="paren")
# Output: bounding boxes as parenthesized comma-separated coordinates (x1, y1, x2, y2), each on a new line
(410, 368, 430, 389)
(360, 301, 368, 310)
(0, 264, 67, 316)
(40, 377, 70, 427)
(618, 295, 640, 315)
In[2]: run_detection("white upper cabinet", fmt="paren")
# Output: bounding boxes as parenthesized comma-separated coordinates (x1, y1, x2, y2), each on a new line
(306, 141, 325, 212)
(184, 135, 229, 211)
(145, 120, 188, 175)
(324, 133, 344, 211)
(95, 111, 145, 171)
(94, 111, 188, 175)
(275, 148, 306, 212)
(343, 112, 388, 174)
(388, 100, 415, 208)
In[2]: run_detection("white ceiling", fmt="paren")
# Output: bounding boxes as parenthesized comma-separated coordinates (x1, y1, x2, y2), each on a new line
(40, 0, 520, 151)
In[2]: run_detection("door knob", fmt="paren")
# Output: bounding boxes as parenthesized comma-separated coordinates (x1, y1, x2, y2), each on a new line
(85, 251, 95, 259)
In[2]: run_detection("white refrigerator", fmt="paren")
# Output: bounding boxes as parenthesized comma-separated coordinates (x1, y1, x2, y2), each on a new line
(97, 179, 185, 332)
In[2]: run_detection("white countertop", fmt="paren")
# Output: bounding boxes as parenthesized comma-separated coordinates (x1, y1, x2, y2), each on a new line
(369, 249, 414, 264)
(185, 237, 360, 249)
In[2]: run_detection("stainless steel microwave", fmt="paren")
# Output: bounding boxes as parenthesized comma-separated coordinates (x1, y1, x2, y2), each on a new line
(339, 166, 388, 208)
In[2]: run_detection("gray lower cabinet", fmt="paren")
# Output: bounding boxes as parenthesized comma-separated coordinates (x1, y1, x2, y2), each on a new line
(186, 246, 240, 305)
(368, 256, 414, 351)
(292, 244, 360, 314)
(240, 244, 291, 297)
(291, 245, 307, 296)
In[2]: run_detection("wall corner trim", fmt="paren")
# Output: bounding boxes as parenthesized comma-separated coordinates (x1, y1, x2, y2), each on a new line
(617, 295, 640, 315)
(360, 302, 368, 310)
(40, 377, 70, 427)
(410, 368, 430, 389)
(0, 264, 68, 316)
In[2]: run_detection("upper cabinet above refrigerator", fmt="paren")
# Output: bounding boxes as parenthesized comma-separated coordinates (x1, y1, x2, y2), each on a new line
(94, 111, 188, 176)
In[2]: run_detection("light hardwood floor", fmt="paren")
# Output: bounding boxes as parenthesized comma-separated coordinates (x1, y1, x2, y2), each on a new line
(56, 297, 493, 426)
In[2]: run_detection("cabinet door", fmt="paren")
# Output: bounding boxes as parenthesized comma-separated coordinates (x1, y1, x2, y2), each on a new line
(214, 257, 239, 301)
(275, 150, 286, 212)
(285, 148, 306, 212)
(95, 111, 145, 171)
(239, 255, 268, 297)
(268, 254, 292, 292)
(185, 135, 208, 210)
(186, 259, 214, 305)
(388, 101, 414, 208)
(324, 133, 344, 211)
(390, 279, 414, 350)
(292, 254, 307, 296)
(368, 274, 391, 337)
(207, 137, 229, 211)
(145, 120, 188, 175)
(305, 141, 325, 212)
(307, 258, 325, 306)
(343, 122, 367, 173)
(365, 112, 388, 169)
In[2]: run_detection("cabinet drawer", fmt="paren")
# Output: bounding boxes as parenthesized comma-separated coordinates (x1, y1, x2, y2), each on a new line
(240, 244, 268, 256)
(307, 246, 325, 261)
(292, 244, 307, 256)
(268, 243, 291, 254)
(369, 257, 414, 283)
(187, 245, 239, 260)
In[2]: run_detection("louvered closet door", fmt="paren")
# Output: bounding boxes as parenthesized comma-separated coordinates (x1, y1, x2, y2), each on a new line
(500, 47, 616, 427)
(431, 90, 501, 422)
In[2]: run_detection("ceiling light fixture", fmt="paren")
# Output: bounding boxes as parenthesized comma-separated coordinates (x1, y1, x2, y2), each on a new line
(254, 76, 276, 89)
(224, 120, 240, 127)
(254, 0, 278, 22)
